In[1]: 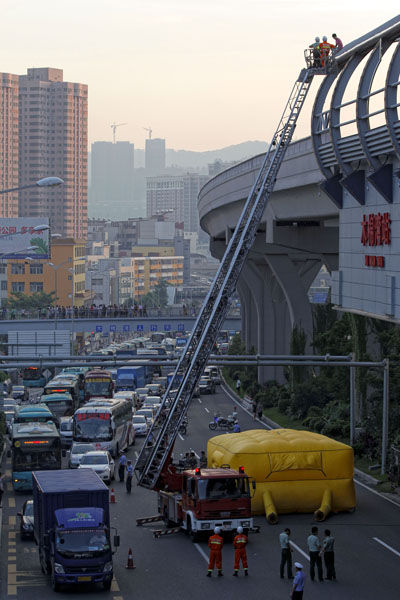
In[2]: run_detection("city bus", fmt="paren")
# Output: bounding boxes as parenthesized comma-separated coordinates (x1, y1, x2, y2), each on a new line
(13, 404, 59, 428)
(43, 377, 80, 407)
(84, 370, 114, 401)
(72, 398, 133, 457)
(11, 421, 61, 491)
(40, 393, 75, 418)
(22, 367, 50, 388)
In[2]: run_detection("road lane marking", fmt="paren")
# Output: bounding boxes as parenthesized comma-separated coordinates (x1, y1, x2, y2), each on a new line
(8, 516, 16, 526)
(8, 531, 16, 539)
(373, 537, 400, 558)
(8, 585, 17, 595)
(194, 543, 209, 563)
(198, 398, 202, 403)
(8, 497, 16, 508)
(355, 479, 400, 509)
(289, 541, 310, 562)
(8, 563, 17, 573)
(111, 578, 120, 591)
(204, 407, 210, 413)
(8, 574, 17, 585)
(7, 482, 13, 491)
(134, 451, 139, 458)
(178, 433, 185, 441)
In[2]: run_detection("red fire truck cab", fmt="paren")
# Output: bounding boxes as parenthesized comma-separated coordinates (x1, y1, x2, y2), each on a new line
(158, 466, 254, 540)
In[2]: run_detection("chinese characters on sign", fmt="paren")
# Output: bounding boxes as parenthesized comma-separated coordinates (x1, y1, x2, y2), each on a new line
(361, 212, 391, 268)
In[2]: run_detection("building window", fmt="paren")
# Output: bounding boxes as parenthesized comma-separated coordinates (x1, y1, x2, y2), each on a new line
(0, 264, 6, 274)
(11, 263, 25, 275)
(30, 263, 43, 275)
(30, 282, 43, 293)
(1, 281, 7, 291)
(11, 282, 25, 293)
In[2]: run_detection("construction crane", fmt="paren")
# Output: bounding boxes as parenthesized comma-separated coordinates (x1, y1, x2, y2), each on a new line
(110, 122, 127, 144)
(143, 126, 152, 140)
(135, 58, 331, 491)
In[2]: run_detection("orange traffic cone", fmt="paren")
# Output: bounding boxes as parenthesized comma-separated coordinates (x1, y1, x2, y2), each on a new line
(110, 488, 116, 503)
(126, 547, 136, 569)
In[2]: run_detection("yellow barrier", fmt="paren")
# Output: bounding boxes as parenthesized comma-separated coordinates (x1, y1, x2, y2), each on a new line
(207, 429, 356, 523)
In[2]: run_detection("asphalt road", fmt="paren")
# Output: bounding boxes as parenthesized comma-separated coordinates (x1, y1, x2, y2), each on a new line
(1, 385, 399, 599)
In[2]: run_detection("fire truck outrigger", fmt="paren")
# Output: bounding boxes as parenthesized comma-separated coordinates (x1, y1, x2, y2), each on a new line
(135, 53, 332, 538)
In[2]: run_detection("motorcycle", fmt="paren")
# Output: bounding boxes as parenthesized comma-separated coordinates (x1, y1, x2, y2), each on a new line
(209, 417, 234, 431)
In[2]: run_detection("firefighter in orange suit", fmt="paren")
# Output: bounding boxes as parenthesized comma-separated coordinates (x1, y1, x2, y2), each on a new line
(319, 36, 335, 67)
(233, 526, 248, 576)
(207, 527, 223, 577)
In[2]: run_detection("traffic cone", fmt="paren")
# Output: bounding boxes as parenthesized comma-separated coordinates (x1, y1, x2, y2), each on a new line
(125, 547, 136, 569)
(110, 488, 116, 503)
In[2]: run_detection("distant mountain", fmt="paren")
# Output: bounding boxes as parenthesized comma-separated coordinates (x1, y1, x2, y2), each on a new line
(133, 140, 267, 170)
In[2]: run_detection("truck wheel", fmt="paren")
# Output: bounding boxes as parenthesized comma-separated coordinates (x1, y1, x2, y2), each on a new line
(51, 571, 60, 592)
(103, 580, 112, 590)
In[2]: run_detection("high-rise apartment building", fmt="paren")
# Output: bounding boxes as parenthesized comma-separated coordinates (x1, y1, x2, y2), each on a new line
(145, 138, 165, 171)
(146, 175, 184, 223)
(0, 68, 88, 237)
(0, 73, 19, 217)
(146, 173, 209, 233)
(89, 141, 134, 219)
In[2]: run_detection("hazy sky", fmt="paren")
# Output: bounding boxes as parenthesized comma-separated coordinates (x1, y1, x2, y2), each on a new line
(2, 1, 399, 150)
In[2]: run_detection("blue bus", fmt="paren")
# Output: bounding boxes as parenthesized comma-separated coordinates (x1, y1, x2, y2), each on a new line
(22, 367, 50, 388)
(12, 422, 61, 491)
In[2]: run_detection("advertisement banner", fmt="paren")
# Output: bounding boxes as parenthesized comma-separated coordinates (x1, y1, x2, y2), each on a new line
(0, 217, 50, 259)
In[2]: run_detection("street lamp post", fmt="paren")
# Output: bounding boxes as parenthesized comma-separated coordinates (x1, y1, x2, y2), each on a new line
(68, 268, 75, 356)
(0, 177, 64, 195)
(48, 259, 71, 330)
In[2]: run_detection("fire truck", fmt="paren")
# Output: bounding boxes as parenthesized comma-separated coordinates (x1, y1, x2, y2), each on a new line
(156, 465, 254, 540)
(135, 53, 330, 536)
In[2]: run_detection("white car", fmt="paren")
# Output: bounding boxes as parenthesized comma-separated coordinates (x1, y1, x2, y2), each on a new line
(68, 442, 96, 468)
(132, 415, 148, 436)
(113, 391, 135, 406)
(136, 408, 154, 425)
(78, 451, 115, 484)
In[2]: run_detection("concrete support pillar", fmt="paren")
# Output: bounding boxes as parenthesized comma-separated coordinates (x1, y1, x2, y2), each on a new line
(265, 255, 322, 352)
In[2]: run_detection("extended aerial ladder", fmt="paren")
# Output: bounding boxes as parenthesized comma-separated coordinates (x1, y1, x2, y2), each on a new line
(135, 61, 327, 490)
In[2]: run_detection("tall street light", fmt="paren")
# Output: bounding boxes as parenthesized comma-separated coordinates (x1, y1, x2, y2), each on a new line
(68, 268, 75, 355)
(0, 177, 64, 195)
(48, 259, 71, 330)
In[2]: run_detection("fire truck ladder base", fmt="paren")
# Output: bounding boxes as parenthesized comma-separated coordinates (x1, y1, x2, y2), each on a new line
(152, 527, 182, 539)
(134, 63, 316, 490)
(136, 515, 164, 526)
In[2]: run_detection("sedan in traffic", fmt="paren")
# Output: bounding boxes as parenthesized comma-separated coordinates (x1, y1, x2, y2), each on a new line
(78, 451, 115, 484)
(132, 415, 148, 436)
(18, 499, 34, 539)
(68, 442, 96, 468)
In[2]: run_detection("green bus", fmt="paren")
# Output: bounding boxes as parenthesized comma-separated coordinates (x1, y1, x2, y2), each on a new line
(40, 393, 75, 418)
(13, 404, 59, 428)
(12, 421, 61, 491)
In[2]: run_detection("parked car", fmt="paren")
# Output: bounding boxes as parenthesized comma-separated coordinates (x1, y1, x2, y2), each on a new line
(68, 442, 96, 468)
(78, 450, 115, 484)
(4, 410, 15, 436)
(132, 415, 148, 436)
(59, 416, 73, 448)
(11, 386, 29, 403)
(199, 377, 216, 395)
(18, 499, 34, 539)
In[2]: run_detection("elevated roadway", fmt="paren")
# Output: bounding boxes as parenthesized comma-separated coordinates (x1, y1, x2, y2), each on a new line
(199, 16, 400, 381)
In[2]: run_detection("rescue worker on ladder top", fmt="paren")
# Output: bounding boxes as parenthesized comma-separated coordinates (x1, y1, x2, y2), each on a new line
(309, 36, 321, 68)
(207, 527, 223, 577)
(319, 36, 335, 68)
(233, 526, 248, 576)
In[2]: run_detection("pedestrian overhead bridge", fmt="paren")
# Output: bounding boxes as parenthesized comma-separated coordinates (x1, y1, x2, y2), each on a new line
(198, 15, 400, 382)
